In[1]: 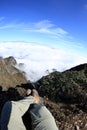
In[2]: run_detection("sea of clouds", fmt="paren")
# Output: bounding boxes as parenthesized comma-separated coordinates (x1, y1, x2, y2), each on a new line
(0, 42, 87, 82)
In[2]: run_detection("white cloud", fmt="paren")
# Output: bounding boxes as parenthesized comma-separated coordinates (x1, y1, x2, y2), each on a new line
(0, 42, 87, 82)
(34, 20, 54, 29)
(0, 20, 24, 30)
(0, 23, 15, 29)
(53, 28, 68, 35)
(24, 20, 68, 37)
(0, 19, 68, 38)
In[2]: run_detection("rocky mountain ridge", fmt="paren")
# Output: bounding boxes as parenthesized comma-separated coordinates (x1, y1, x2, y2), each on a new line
(0, 57, 87, 130)
(0, 56, 27, 90)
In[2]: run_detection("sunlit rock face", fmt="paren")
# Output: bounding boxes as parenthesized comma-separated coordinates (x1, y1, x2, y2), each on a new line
(0, 56, 27, 90)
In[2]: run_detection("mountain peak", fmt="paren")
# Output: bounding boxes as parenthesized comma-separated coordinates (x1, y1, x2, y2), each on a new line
(4, 56, 17, 65)
(0, 56, 27, 90)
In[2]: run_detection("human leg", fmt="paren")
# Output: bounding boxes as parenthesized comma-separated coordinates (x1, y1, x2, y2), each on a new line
(0, 94, 37, 130)
(0, 101, 27, 130)
(30, 104, 58, 130)
(0, 101, 12, 130)
(0, 89, 45, 130)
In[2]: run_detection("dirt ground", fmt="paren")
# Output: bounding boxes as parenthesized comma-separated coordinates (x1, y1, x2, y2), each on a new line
(44, 97, 87, 130)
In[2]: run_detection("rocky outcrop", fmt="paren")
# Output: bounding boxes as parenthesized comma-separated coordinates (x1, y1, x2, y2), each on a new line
(0, 61, 87, 130)
(0, 56, 27, 90)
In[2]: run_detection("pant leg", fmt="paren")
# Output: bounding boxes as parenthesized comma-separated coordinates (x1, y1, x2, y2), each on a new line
(0, 101, 12, 130)
(0, 101, 27, 130)
(0, 96, 37, 130)
(30, 104, 59, 130)
(12, 96, 37, 117)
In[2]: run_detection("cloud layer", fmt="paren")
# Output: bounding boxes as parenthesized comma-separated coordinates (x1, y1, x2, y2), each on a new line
(0, 42, 87, 82)
(0, 18, 68, 38)
(24, 20, 68, 36)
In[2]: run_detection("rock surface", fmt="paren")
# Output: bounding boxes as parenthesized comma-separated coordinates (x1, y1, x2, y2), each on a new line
(0, 56, 27, 90)
(0, 60, 87, 130)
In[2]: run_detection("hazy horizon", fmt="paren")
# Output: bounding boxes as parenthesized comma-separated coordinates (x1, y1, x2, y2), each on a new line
(0, 41, 87, 82)
(0, 0, 87, 81)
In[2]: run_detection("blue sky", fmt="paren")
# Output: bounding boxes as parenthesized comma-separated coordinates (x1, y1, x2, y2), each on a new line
(0, 0, 87, 54)
(0, 0, 87, 80)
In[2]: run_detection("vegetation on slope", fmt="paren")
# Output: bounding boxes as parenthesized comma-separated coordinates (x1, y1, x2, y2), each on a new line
(35, 64, 87, 110)
(0, 58, 87, 129)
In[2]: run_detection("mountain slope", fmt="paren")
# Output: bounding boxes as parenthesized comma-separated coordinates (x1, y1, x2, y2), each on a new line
(0, 56, 27, 90)
(68, 63, 87, 72)
(0, 60, 87, 130)
(35, 64, 87, 109)
(34, 64, 87, 129)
